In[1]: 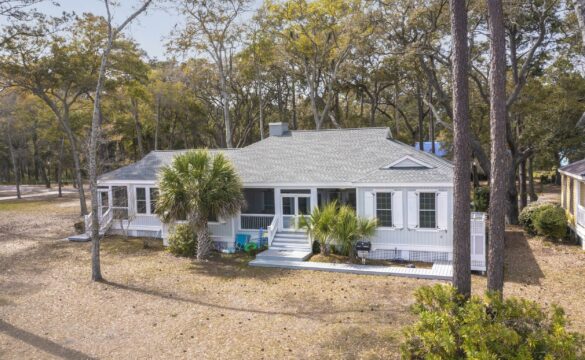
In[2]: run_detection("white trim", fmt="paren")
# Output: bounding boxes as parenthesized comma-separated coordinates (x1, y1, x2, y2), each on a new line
(242, 182, 453, 188)
(383, 155, 433, 169)
(98, 180, 157, 185)
(99, 180, 453, 188)
(559, 169, 584, 181)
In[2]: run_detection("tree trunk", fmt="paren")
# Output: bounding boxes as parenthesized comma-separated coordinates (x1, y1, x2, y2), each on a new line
(519, 159, 527, 209)
(65, 120, 88, 215)
(575, 0, 585, 51)
(154, 94, 160, 150)
(449, 0, 471, 298)
(506, 163, 520, 225)
(486, 0, 507, 294)
(131, 97, 144, 159)
(429, 85, 435, 154)
(472, 161, 480, 188)
(291, 75, 297, 129)
(219, 71, 233, 148)
(528, 156, 538, 201)
(195, 220, 212, 260)
(57, 137, 64, 198)
(6, 118, 21, 199)
(416, 83, 424, 150)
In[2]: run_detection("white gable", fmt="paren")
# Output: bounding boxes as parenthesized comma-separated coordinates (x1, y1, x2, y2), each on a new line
(383, 155, 433, 170)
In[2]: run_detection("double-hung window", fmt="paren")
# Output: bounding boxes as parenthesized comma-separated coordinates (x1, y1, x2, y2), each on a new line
(136, 188, 147, 214)
(419, 192, 436, 228)
(135, 187, 159, 215)
(376, 192, 393, 227)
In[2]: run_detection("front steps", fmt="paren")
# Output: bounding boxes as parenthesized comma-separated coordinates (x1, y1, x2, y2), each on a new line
(252, 231, 312, 263)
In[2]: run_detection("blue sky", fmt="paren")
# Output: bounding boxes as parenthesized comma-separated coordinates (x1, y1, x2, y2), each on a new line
(33, 0, 262, 60)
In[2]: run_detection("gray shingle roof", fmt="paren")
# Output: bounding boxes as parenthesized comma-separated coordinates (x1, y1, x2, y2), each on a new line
(99, 127, 453, 185)
(560, 159, 585, 177)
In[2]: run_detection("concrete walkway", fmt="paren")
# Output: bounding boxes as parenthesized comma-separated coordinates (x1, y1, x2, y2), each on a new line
(249, 259, 452, 280)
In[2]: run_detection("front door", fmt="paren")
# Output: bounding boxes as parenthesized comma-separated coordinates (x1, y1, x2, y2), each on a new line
(280, 194, 311, 231)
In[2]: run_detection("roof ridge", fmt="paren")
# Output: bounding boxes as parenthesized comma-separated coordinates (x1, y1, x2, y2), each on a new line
(290, 127, 389, 133)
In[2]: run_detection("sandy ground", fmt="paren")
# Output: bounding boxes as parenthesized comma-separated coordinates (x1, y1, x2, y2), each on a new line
(1, 189, 584, 359)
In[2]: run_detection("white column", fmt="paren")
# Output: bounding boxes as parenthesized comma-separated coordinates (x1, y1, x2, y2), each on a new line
(274, 188, 282, 230)
(310, 187, 318, 211)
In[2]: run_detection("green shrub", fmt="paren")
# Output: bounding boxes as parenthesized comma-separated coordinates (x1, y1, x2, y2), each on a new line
(472, 186, 490, 212)
(533, 205, 568, 240)
(520, 203, 550, 235)
(167, 223, 197, 257)
(401, 285, 584, 359)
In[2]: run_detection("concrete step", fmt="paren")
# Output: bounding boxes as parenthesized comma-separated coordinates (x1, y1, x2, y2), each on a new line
(271, 246, 312, 252)
(255, 248, 312, 262)
(68, 233, 90, 242)
(272, 238, 308, 244)
(275, 232, 307, 238)
(68, 231, 106, 242)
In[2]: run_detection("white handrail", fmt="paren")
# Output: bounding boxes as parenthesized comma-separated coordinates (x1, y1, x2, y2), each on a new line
(577, 205, 585, 227)
(267, 215, 278, 247)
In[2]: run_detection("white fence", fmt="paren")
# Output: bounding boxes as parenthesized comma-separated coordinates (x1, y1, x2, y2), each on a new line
(470, 212, 487, 272)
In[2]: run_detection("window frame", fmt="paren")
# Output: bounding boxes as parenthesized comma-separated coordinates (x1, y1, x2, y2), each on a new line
(418, 191, 437, 229)
(374, 191, 394, 229)
(135, 186, 159, 215)
(111, 186, 129, 220)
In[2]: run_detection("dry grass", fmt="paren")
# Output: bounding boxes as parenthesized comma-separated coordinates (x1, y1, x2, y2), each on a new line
(1, 189, 584, 359)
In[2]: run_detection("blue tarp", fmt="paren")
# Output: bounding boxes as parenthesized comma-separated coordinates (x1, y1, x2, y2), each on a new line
(413, 141, 448, 157)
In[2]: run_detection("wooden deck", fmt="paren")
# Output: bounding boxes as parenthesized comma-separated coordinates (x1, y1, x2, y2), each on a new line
(249, 259, 453, 280)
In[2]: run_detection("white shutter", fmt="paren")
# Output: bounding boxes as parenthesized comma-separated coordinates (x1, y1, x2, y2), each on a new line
(392, 191, 403, 229)
(437, 191, 449, 230)
(364, 191, 375, 219)
(407, 191, 418, 229)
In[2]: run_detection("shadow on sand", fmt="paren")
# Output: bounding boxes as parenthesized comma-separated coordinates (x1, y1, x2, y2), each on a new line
(0, 319, 96, 360)
(504, 228, 545, 285)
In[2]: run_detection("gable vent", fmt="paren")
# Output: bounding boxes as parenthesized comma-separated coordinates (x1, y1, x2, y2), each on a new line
(383, 155, 433, 170)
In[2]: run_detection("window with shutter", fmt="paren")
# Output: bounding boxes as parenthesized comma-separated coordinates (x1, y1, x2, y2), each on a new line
(419, 192, 436, 228)
(375, 192, 392, 227)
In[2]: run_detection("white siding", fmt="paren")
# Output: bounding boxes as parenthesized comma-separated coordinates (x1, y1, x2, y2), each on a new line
(357, 187, 453, 253)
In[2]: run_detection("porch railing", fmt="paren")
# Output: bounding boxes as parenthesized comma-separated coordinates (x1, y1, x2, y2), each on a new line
(84, 208, 113, 235)
(267, 215, 278, 247)
(240, 214, 274, 230)
(578, 205, 585, 227)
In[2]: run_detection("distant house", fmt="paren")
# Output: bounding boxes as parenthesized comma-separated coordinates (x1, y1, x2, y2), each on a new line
(413, 141, 448, 158)
(71, 123, 485, 269)
(559, 159, 585, 248)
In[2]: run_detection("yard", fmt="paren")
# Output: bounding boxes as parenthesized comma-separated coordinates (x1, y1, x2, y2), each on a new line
(1, 187, 584, 359)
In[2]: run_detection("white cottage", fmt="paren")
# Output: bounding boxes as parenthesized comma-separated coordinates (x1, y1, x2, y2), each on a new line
(75, 123, 485, 269)
(560, 159, 585, 248)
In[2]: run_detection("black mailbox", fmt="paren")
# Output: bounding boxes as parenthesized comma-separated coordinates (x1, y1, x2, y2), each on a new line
(355, 241, 371, 252)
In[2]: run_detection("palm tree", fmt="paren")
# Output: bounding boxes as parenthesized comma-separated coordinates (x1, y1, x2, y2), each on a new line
(299, 201, 338, 255)
(156, 150, 245, 260)
(331, 205, 377, 260)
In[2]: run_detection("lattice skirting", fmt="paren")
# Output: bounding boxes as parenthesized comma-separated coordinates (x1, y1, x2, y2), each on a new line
(108, 229, 162, 238)
(213, 241, 228, 251)
(366, 249, 450, 263)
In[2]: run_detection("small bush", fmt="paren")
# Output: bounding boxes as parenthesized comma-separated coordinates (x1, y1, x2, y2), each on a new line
(74, 221, 85, 234)
(472, 186, 490, 212)
(401, 285, 584, 359)
(519, 203, 551, 235)
(533, 205, 568, 240)
(167, 223, 197, 257)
